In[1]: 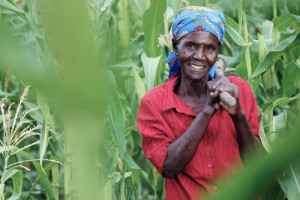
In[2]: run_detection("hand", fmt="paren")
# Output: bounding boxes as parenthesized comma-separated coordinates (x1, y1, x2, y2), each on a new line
(207, 76, 243, 116)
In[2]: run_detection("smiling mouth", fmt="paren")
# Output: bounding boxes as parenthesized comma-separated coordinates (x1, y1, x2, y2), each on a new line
(190, 64, 205, 69)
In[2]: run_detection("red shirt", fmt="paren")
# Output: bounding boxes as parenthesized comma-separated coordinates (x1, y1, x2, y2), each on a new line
(137, 74, 259, 200)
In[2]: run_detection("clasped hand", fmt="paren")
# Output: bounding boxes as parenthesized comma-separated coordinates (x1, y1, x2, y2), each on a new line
(206, 76, 242, 116)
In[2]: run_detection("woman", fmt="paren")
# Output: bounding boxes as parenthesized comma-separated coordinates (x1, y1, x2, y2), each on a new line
(137, 6, 260, 200)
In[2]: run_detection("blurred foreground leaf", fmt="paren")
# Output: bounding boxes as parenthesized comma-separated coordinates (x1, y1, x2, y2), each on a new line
(207, 123, 300, 200)
(0, 0, 24, 13)
(142, 0, 166, 57)
(106, 71, 125, 159)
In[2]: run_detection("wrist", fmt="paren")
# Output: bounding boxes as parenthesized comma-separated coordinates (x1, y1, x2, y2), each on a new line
(203, 105, 217, 116)
(231, 109, 245, 120)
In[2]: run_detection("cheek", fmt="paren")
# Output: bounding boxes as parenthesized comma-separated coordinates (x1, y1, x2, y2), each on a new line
(178, 50, 190, 62)
(207, 52, 218, 65)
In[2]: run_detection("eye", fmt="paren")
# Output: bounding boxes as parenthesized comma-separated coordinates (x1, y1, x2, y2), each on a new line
(206, 45, 215, 52)
(186, 43, 197, 51)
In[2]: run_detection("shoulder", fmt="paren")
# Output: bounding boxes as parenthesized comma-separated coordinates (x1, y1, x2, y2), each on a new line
(227, 76, 248, 86)
(141, 83, 167, 106)
(140, 75, 178, 106)
(227, 76, 253, 93)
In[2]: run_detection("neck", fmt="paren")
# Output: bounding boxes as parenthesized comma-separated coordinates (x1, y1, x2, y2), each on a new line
(176, 75, 209, 98)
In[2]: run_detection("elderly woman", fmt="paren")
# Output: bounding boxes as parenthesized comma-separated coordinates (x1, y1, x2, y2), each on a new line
(137, 6, 260, 200)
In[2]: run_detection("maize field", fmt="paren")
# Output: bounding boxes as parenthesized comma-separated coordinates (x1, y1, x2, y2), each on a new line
(0, 0, 299, 199)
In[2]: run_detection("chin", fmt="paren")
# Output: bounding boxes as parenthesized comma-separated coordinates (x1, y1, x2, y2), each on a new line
(185, 74, 209, 82)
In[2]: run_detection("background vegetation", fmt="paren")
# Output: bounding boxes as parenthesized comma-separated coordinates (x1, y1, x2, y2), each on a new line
(0, 0, 299, 199)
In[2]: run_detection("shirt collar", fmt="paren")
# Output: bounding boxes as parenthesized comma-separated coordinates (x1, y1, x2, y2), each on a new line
(163, 73, 198, 117)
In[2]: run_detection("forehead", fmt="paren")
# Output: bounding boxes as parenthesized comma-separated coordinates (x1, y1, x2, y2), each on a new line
(178, 31, 219, 45)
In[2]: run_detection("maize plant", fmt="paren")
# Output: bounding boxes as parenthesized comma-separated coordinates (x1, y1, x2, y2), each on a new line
(0, 0, 299, 199)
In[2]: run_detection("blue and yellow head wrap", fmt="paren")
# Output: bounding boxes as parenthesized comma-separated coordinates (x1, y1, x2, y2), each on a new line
(167, 6, 227, 78)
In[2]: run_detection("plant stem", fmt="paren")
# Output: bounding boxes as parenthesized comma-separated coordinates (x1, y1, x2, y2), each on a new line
(0, 184, 5, 200)
(268, 112, 274, 142)
(236, 1, 243, 36)
(243, 9, 252, 80)
(205, 0, 209, 7)
(272, 0, 277, 48)
(64, 121, 72, 200)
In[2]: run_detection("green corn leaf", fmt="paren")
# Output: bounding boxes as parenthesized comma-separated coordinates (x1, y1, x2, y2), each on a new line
(118, 0, 130, 49)
(273, 13, 300, 32)
(235, 46, 248, 80)
(207, 124, 300, 200)
(105, 71, 125, 160)
(147, 165, 155, 189)
(7, 170, 23, 200)
(1, 169, 19, 183)
(168, 0, 180, 15)
(37, 93, 56, 130)
(281, 62, 300, 97)
(287, 0, 300, 15)
(25, 152, 72, 199)
(48, 131, 64, 157)
(257, 27, 275, 98)
(50, 154, 59, 200)
(0, 146, 56, 200)
(155, 174, 165, 199)
(0, 146, 55, 200)
(0, 184, 4, 198)
(106, 61, 132, 71)
(142, 0, 166, 57)
(259, 116, 272, 153)
(18, 150, 55, 200)
(124, 172, 133, 200)
(224, 14, 245, 46)
(40, 119, 49, 167)
(124, 153, 148, 180)
(263, 93, 300, 113)
(23, 101, 43, 123)
(257, 29, 269, 62)
(259, 113, 300, 200)
(0, 0, 24, 13)
(277, 161, 300, 200)
(141, 52, 161, 90)
(0, 91, 18, 102)
(251, 33, 300, 78)
(131, 61, 145, 103)
(124, 153, 140, 170)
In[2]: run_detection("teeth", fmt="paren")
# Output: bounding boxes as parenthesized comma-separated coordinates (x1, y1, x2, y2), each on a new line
(191, 65, 204, 69)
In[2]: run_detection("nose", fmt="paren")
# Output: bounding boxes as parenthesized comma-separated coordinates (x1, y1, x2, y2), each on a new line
(192, 48, 206, 61)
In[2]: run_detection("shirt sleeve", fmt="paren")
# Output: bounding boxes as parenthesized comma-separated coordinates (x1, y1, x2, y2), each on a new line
(137, 97, 174, 175)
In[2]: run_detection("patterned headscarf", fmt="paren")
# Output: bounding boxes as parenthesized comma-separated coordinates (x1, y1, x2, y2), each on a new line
(167, 6, 226, 78)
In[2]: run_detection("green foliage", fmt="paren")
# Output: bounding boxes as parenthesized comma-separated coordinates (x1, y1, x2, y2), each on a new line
(0, 0, 299, 199)
(142, 0, 166, 57)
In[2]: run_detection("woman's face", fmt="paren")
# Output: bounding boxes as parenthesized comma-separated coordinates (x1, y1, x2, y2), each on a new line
(174, 31, 219, 81)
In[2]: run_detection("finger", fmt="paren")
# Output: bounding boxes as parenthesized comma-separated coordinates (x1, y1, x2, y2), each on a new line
(215, 82, 237, 97)
(207, 76, 228, 91)
(212, 76, 224, 90)
(210, 92, 219, 101)
(219, 101, 229, 111)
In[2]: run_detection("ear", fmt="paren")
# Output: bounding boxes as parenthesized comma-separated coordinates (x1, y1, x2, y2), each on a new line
(218, 42, 222, 50)
(172, 39, 178, 55)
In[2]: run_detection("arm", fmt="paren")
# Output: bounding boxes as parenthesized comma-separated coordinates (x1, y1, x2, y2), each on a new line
(162, 105, 216, 178)
(231, 109, 261, 160)
(213, 76, 261, 163)
(162, 84, 220, 178)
